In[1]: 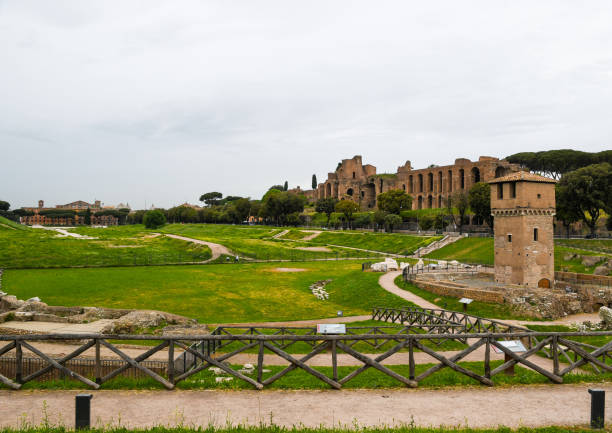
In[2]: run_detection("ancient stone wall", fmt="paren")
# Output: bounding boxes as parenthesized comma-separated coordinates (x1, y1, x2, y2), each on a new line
(413, 280, 505, 303)
(312, 155, 519, 211)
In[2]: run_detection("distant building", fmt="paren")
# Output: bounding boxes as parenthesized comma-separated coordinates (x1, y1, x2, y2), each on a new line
(20, 199, 118, 226)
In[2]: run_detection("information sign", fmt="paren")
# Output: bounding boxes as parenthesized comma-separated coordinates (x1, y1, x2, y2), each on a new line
(317, 324, 346, 334)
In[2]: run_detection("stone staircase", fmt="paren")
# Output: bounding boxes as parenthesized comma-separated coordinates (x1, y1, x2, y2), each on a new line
(412, 233, 466, 258)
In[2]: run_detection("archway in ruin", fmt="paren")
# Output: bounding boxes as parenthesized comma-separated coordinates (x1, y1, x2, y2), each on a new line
(538, 278, 551, 289)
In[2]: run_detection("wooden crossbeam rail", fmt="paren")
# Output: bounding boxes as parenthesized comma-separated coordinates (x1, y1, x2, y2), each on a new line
(0, 331, 610, 391)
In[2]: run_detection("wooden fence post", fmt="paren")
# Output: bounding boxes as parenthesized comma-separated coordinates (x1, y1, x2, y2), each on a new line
(484, 337, 491, 379)
(95, 339, 101, 384)
(331, 340, 338, 381)
(257, 341, 265, 383)
(408, 337, 415, 380)
(15, 341, 22, 383)
(552, 335, 559, 376)
(168, 340, 175, 383)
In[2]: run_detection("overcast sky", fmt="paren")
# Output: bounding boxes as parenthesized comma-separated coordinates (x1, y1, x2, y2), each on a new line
(1, 1, 611, 209)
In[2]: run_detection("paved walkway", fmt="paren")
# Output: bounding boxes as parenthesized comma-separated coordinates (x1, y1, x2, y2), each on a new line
(2, 385, 609, 428)
(164, 234, 233, 263)
(378, 271, 438, 309)
(0, 320, 113, 334)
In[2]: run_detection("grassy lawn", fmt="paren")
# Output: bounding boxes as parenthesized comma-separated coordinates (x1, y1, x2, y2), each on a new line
(0, 226, 211, 269)
(302, 231, 441, 255)
(9, 360, 611, 391)
(160, 224, 384, 260)
(556, 238, 612, 255)
(0, 215, 28, 230)
(424, 237, 493, 265)
(393, 276, 536, 321)
(554, 245, 611, 275)
(2, 261, 408, 323)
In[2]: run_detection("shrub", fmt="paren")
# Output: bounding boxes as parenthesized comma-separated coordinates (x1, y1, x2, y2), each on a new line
(143, 210, 167, 229)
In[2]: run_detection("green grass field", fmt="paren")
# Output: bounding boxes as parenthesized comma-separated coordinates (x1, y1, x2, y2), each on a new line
(0, 225, 212, 269)
(0, 215, 28, 230)
(159, 224, 387, 260)
(424, 237, 494, 265)
(288, 230, 441, 255)
(2, 261, 409, 323)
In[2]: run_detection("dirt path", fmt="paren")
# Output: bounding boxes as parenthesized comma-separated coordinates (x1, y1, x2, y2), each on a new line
(3, 385, 610, 428)
(300, 230, 322, 241)
(272, 229, 289, 239)
(327, 245, 409, 258)
(378, 271, 439, 309)
(212, 315, 371, 327)
(164, 234, 233, 263)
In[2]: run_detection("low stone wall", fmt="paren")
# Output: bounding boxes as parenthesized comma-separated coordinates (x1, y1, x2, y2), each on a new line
(413, 280, 505, 304)
(556, 271, 612, 286)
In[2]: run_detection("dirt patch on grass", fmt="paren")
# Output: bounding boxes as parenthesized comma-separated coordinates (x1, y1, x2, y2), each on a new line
(296, 246, 332, 252)
(269, 267, 308, 272)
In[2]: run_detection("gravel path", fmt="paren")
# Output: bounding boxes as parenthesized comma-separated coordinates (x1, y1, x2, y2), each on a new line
(164, 234, 233, 263)
(378, 271, 438, 309)
(2, 385, 610, 429)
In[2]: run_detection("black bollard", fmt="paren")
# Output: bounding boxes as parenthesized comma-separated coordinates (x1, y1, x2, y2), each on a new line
(75, 394, 93, 430)
(588, 389, 605, 429)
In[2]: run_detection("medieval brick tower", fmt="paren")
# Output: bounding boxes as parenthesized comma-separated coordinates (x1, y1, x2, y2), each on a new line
(489, 172, 557, 288)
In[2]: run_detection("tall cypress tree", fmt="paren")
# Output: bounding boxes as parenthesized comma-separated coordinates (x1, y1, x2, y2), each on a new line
(283, 181, 288, 191)
(312, 174, 317, 189)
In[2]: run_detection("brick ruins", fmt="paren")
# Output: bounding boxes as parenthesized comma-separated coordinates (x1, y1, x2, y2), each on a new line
(300, 155, 520, 210)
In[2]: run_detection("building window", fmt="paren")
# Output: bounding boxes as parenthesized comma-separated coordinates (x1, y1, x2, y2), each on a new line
(507, 234, 512, 242)
(352, 172, 356, 179)
(497, 183, 504, 199)
(534, 228, 538, 241)
(510, 182, 516, 198)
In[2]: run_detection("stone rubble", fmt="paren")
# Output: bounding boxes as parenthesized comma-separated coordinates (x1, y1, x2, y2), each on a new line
(309, 280, 331, 300)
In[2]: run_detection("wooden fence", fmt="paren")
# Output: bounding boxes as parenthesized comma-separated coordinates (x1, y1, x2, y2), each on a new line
(0, 330, 610, 391)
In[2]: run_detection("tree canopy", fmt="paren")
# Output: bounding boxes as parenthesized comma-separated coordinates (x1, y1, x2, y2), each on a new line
(447, 191, 470, 234)
(0, 201, 9, 211)
(335, 200, 360, 228)
(506, 150, 611, 180)
(556, 162, 612, 235)
(376, 189, 412, 215)
(199, 192, 223, 207)
(468, 182, 492, 229)
(311, 175, 317, 190)
(143, 209, 167, 229)
(259, 191, 305, 225)
(315, 197, 338, 225)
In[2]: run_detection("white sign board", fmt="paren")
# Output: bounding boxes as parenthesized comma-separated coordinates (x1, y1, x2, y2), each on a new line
(493, 340, 527, 354)
(317, 324, 346, 335)
(458, 298, 473, 304)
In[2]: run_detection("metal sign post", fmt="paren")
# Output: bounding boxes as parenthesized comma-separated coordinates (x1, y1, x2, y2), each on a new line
(493, 340, 527, 376)
(75, 394, 93, 430)
(459, 298, 473, 312)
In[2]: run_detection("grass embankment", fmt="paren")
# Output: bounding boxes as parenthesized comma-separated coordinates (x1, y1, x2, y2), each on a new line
(0, 427, 600, 433)
(2, 261, 408, 323)
(424, 238, 493, 265)
(287, 231, 442, 256)
(0, 225, 211, 269)
(160, 225, 385, 260)
(425, 237, 612, 275)
(8, 360, 611, 391)
(393, 277, 535, 321)
(0, 215, 28, 230)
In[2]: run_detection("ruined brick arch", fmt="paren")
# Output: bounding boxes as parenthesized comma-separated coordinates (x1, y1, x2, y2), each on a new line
(346, 188, 354, 197)
(402, 184, 406, 192)
(459, 169, 465, 189)
(418, 174, 423, 192)
(438, 195, 442, 208)
(379, 178, 383, 193)
(495, 166, 507, 178)
(427, 195, 433, 208)
(409, 175, 414, 193)
(417, 196, 423, 209)
(438, 171, 443, 193)
(428, 173, 434, 192)
(448, 170, 453, 192)
(326, 183, 332, 198)
(538, 278, 551, 289)
(471, 167, 481, 184)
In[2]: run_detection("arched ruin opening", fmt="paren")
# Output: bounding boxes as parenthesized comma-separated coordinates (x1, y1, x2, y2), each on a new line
(409, 175, 414, 193)
(346, 188, 354, 196)
(459, 169, 465, 189)
(326, 183, 332, 198)
(495, 166, 506, 178)
(471, 167, 480, 183)
(538, 278, 551, 289)
(438, 171, 443, 193)
(427, 195, 433, 208)
(428, 173, 434, 191)
(418, 196, 423, 209)
(418, 174, 423, 192)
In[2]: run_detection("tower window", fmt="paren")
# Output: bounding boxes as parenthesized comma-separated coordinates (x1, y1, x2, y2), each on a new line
(497, 183, 504, 199)
(510, 182, 516, 198)
(352, 172, 356, 179)
(507, 234, 512, 242)
(534, 228, 538, 241)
